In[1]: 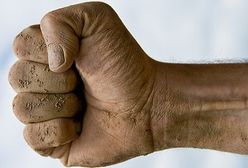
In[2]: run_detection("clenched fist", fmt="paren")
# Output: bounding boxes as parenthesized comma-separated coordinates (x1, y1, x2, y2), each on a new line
(9, 2, 156, 167)
(9, 1, 248, 167)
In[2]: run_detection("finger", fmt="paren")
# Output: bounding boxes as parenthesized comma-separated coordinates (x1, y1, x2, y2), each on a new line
(40, 2, 119, 72)
(13, 93, 81, 124)
(13, 25, 48, 64)
(8, 60, 77, 93)
(24, 118, 80, 150)
(40, 11, 79, 72)
(35, 143, 72, 166)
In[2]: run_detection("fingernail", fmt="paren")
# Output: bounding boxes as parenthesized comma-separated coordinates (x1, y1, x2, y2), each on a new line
(48, 44, 64, 70)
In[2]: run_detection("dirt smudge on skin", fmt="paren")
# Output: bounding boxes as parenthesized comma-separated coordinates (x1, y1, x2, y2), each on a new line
(18, 79, 31, 88)
(37, 123, 57, 143)
(25, 95, 49, 112)
(54, 94, 65, 112)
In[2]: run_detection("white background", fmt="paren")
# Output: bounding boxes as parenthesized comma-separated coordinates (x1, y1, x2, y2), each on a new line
(1, 0, 248, 167)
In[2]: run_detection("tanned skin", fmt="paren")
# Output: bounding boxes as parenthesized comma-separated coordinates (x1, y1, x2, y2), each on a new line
(8, 2, 248, 167)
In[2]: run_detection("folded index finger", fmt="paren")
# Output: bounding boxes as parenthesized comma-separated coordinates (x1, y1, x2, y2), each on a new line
(13, 25, 48, 64)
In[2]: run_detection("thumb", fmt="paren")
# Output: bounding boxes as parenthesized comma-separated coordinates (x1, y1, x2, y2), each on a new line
(40, 2, 122, 73)
(40, 10, 80, 72)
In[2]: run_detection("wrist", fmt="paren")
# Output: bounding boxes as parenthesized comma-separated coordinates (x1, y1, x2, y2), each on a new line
(150, 62, 248, 154)
(150, 61, 175, 151)
(151, 62, 226, 151)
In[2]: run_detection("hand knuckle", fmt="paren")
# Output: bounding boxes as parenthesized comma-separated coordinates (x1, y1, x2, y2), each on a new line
(41, 11, 58, 27)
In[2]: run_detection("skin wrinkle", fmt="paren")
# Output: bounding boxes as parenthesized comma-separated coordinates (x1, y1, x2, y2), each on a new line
(42, 11, 82, 38)
(87, 109, 137, 164)
(83, 81, 152, 115)
(90, 104, 140, 153)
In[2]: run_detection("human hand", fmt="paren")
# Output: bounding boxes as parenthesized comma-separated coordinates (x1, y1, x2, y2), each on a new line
(9, 2, 156, 167)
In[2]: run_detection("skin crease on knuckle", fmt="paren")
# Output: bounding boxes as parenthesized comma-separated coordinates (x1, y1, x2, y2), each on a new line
(8, 60, 77, 93)
(13, 92, 81, 124)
